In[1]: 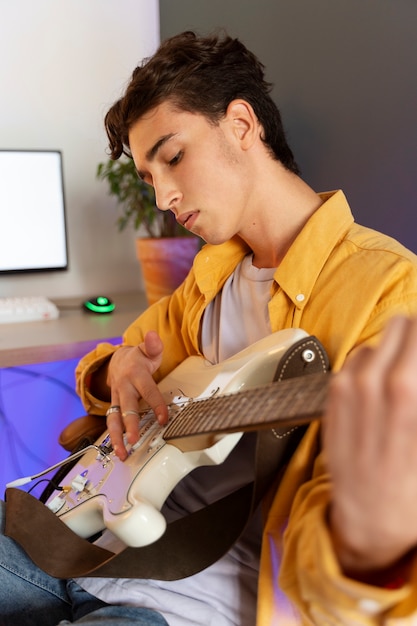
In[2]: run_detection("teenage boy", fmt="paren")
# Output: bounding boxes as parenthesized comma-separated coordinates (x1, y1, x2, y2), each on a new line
(2, 31, 417, 626)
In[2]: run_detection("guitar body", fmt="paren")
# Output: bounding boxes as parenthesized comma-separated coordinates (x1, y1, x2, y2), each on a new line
(45, 328, 309, 547)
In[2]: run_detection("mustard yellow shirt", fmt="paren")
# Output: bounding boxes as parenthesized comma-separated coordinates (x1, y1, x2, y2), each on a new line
(76, 190, 417, 625)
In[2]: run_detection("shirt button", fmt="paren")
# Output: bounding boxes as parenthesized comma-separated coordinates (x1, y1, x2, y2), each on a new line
(296, 293, 305, 302)
(358, 598, 382, 614)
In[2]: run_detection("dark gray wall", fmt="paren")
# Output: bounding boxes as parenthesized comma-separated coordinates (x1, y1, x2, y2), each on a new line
(159, 0, 417, 252)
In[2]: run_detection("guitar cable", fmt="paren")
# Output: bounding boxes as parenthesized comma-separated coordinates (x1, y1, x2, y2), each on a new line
(6, 444, 111, 489)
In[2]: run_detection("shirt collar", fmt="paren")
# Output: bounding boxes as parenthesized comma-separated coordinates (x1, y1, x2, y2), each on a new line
(193, 190, 354, 305)
(194, 236, 250, 300)
(273, 190, 354, 308)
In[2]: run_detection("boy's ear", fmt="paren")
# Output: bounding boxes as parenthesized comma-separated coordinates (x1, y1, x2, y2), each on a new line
(225, 99, 259, 149)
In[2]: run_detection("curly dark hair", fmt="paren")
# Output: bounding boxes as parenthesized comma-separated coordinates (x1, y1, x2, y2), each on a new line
(104, 31, 299, 174)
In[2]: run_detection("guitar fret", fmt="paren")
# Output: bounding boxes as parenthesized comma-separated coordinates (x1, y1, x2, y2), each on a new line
(164, 372, 329, 441)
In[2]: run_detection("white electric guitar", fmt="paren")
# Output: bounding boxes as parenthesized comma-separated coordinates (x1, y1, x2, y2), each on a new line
(43, 328, 329, 548)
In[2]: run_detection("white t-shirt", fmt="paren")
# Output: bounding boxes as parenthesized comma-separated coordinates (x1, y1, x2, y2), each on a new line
(77, 254, 276, 626)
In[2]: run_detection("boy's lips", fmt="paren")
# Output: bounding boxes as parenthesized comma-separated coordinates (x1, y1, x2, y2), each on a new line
(178, 211, 199, 230)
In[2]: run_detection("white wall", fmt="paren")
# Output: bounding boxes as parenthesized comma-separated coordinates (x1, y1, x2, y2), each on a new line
(0, 0, 160, 298)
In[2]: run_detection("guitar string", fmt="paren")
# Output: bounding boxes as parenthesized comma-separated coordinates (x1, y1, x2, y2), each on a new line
(164, 375, 327, 441)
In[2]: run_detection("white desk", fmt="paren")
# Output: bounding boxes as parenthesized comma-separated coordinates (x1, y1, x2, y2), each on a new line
(0, 291, 148, 367)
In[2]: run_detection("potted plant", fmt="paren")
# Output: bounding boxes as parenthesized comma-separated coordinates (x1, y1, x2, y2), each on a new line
(97, 157, 201, 304)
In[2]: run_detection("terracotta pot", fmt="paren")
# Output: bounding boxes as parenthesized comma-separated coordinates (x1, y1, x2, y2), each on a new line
(135, 237, 200, 305)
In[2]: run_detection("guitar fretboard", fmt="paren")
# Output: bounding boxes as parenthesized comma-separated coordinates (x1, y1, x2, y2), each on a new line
(164, 372, 329, 441)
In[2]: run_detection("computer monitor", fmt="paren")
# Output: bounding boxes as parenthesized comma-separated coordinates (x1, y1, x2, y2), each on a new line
(0, 149, 68, 274)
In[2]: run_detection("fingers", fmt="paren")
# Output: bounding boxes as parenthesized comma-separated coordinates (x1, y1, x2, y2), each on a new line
(379, 316, 417, 406)
(325, 316, 417, 450)
(334, 317, 417, 450)
(323, 316, 417, 571)
(106, 405, 126, 459)
(377, 317, 417, 454)
(107, 408, 142, 460)
(105, 331, 168, 460)
(140, 330, 164, 360)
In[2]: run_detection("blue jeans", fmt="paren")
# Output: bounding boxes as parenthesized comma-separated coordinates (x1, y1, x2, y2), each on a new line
(0, 500, 168, 625)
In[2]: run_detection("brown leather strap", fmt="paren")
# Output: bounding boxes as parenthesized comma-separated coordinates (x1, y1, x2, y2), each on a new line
(5, 487, 114, 577)
(5, 335, 329, 580)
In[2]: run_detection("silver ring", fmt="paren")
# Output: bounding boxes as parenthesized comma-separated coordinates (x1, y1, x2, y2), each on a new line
(122, 410, 141, 418)
(106, 405, 121, 417)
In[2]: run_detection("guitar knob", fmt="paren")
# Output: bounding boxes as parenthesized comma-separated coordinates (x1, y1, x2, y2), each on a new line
(46, 494, 66, 514)
(71, 473, 89, 492)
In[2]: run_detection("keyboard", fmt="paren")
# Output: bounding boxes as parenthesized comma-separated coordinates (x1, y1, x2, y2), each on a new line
(0, 296, 60, 324)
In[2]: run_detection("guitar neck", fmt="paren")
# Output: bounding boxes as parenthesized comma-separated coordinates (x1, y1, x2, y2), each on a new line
(164, 372, 329, 442)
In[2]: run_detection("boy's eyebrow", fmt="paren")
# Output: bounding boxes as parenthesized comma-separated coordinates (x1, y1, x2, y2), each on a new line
(136, 133, 177, 179)
(146, 133, 176, 162)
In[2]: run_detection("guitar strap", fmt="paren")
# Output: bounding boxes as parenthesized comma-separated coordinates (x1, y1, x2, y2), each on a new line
(5, 335, 329, 581)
